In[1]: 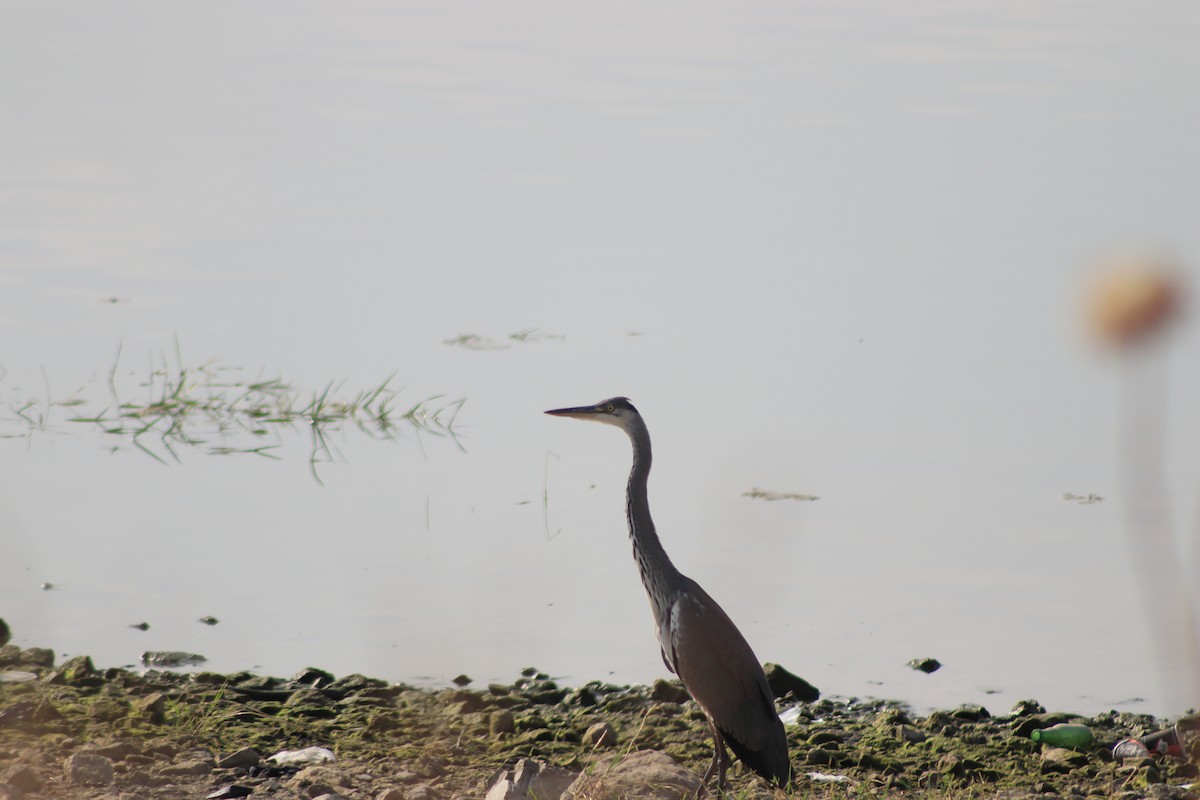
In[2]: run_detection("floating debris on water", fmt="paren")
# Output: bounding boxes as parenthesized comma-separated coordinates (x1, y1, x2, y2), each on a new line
(0, 341, 465, 485)
(742, 488, 820, 502)
(129, 622, 150, 631)
(908, 657, 942, 673)
(444, 333, 507, 350)
(198, 616, 219, 626)
(444, 329, 564, 350)
(1063, 492, 1104, 504)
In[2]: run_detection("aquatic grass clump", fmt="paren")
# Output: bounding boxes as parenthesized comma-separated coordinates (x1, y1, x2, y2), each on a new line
(1, 342, 465, 484)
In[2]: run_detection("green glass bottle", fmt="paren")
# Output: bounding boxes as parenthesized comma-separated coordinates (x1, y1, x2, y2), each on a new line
(1031, 723, 1093, 749)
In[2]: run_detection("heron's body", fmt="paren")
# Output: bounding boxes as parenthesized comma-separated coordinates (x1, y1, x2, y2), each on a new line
(546, 397, 791, 791)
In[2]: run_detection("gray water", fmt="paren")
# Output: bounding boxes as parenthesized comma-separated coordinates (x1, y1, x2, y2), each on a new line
(2, 1, 1199, 718)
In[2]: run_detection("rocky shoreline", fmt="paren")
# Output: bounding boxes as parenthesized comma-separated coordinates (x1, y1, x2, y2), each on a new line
(1, 636, 1197, 800)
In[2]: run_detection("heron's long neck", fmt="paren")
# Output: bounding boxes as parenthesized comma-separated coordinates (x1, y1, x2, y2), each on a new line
(625, 422, 682, 611)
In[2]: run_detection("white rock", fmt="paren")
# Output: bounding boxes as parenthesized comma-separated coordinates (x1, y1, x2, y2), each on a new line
(485, 758, 578, 800)
(268, 746, 336, 766)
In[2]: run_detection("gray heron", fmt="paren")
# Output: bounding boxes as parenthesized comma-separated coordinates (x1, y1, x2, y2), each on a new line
(545, 397, 792, 792)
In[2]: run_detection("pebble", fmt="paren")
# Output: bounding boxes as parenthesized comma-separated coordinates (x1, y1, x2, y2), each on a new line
(88, 741, 137, 761)
(217, 747, 262, 770)
(136, 692, 167, 724)
(446, 690, 485, 714)
(582, 722, 617, 748)
(1, 766, 41, 793)
(408, 787, 442, 800)
(489, 710, 515, 735)
(375, 790, 405, 800)
(649, 679, 690, 704)
(63, 752, 114, 786)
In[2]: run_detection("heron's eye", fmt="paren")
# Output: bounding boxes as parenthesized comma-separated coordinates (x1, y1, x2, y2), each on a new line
(606, 404, 616, 413)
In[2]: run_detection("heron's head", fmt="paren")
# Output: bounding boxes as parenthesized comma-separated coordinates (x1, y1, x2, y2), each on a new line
(544, 397, 640, 430)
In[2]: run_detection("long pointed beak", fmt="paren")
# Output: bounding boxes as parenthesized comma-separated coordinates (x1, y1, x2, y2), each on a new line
(545, 404, 602, 420)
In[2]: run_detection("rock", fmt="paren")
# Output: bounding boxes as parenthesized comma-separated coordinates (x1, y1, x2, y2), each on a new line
(311, 794, 353, 800)
(490, 710, 516, 735)
(199, 616, 220, 625)
(0, 699, 62, 725)
(951, 704, 990, 721)
(1041, 747, 1089, 769)
(290, 765, 353, 797)
(894, 724, 928, 743)
(521, 680, 567, 705)
(763, 662, 820, 702)
(1, 766, 40, 793)
(54, 655, 97, 686)
(407, 786, 442, 800)
(0, 645, 20, 668)
(141, 650, 206, 667)
(0, 783, 22, 800)
(88, 741, 137, 761)
(376, 791, 405, 800)
(136, 691, 167, 724)
(285, 687, 335, 708)
(563, 750, 700, 800)
(63, 752, 114, 786)
(160, 760, 213, 777)
(292, 667, 336, 688)
(321, 673, 388, 699)
(0, 646, 52, 669)
(565, 687, 600, 707)
(21, 648, 54, 668)
(207, 785, 253, 799)
(1013, 699, 1046, 716)
(452, 674, 472, 686)
(217, 747, 262, 769)
(649, 679, 690, 705)
(0, 619, 8, 647)
(485, 758, 578, 800)
(908, 657, 942, 674)
(446, 689, 486, 713)
(582, 722, 617, 748)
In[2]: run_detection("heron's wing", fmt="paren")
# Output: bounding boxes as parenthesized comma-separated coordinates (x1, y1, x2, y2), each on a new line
(668, 579, 787, 762)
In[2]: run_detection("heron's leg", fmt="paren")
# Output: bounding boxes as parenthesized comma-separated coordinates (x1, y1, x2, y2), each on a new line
(696, 718, 730, 799)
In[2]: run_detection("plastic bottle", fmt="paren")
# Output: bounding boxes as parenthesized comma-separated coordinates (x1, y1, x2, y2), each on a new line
(1030, 723, 1094, 749)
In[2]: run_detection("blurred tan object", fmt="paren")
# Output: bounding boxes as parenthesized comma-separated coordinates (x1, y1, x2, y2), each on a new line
(1086, 259, 1183, 345)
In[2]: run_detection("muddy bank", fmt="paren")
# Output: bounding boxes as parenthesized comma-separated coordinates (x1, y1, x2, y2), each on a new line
(0, 641, 1197, 799)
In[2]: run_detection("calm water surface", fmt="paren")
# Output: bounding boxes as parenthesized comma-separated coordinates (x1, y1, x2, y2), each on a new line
(2, 2, 1199, 718)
